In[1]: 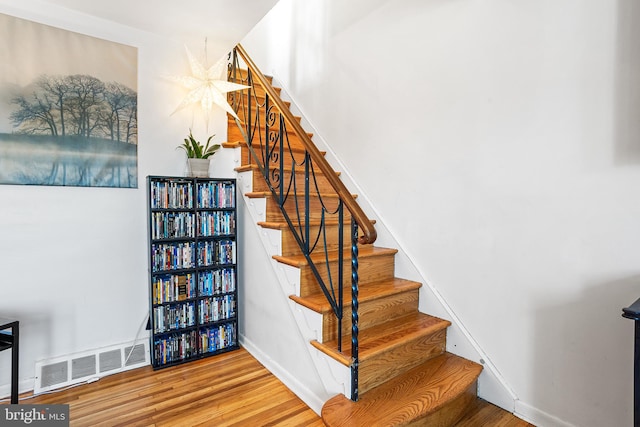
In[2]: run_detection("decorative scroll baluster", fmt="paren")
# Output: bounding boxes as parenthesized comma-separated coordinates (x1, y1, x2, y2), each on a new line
(304, 153, 310, 255)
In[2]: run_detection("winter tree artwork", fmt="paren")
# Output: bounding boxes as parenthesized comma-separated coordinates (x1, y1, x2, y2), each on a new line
(0, 13, 138, 188)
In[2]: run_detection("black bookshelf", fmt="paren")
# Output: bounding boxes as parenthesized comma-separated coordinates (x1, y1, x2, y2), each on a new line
(147, 176, 238, 369)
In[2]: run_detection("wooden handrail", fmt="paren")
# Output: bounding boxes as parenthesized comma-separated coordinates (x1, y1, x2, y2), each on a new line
(235, 43, 377, 245)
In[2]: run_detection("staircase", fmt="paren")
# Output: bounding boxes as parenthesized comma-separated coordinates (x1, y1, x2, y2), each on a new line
(225, 44, 484, 426)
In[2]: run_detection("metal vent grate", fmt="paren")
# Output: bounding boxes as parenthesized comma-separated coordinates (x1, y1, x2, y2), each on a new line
(40, 361, 68, 388)
(99, 349, 122, 373)
(124, 344, 146, 366)
(72, 355, 96, 380)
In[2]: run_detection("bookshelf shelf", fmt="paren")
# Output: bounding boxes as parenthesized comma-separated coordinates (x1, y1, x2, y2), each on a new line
(147, 176, 239, 369)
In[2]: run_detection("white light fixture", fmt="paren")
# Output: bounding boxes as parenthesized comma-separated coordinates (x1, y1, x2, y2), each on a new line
(169, 42, 248, 122)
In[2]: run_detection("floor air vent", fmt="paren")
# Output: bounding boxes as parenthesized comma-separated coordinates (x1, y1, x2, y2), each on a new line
(124, 344, 146, 366)
(99, 349, 122, 373)
(40, 361, 67, 389)
(72, 355, 96, 380)
(34, 340, 149, 394)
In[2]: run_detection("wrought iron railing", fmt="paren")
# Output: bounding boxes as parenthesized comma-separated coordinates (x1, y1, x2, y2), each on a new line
(228, 44, 376, 401)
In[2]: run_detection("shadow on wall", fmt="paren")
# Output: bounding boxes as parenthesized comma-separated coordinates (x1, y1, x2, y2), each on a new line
(533, 275, 639, 426)
(615, 0, 640, 165)
(286, 0, 390, 95)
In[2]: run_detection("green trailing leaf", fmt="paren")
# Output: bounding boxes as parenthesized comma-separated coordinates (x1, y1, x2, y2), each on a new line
(178, 129, 221, 159)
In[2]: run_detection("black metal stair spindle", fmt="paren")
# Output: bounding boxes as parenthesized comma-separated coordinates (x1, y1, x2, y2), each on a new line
(351, 219, 359, 401)
(304, 152, 310, 255)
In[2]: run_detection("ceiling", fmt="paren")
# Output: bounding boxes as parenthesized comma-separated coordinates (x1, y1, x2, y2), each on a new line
(40, 0, 280, 46)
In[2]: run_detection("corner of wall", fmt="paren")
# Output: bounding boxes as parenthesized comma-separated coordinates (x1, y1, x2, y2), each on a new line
(239, 335, 326, 415)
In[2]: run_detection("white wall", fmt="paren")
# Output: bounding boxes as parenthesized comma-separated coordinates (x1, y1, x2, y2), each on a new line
(242, 1, 640, 426)
(0, 0, 231, 395)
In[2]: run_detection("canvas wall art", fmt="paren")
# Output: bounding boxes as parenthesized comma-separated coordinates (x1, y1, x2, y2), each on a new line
(0, 13, 138, 188)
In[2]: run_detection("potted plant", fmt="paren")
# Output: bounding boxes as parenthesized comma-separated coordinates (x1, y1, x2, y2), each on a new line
(178, 129, 220, 177)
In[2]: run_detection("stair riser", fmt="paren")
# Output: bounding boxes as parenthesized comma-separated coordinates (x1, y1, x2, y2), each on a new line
(358, 328, 447, 395)
(263, 195, 346, 223)
(229, 68, 273, 84)
(228, 80, 280, 100)
(299, 253, 396, 297)
(279, 223, 354, 257)
(234, 85, 276, 99)
(228, 123, 310, 151)
(228, 96, 296, 120)
(248, 167, 338, 195)
(236, 144, 309, 170)
(405, 381, 477, 427)
(322, 290, 420, 343)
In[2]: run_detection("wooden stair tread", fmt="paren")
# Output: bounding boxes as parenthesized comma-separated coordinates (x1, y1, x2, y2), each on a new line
(245, 190, 355, 199)
(258, 220, 341, 229)
(257, 219, 376, 231)
(222, 140, 326, 156)
(321, 353, 483, 427)
(222, 141, 243, 149)
(234, 164, 341, 178)
(228, 119, 314, 139)
(229, 82, 282, 95)
(273, 246, 397, 268)
(290, 278, 421, 313)
(227, 109, 300, 122)
(312, 312, 451, 365)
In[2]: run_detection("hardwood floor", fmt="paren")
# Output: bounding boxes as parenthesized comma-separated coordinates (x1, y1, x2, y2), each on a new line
(9, 348, 324, 426)
(2, 347, 533, 426)
(454, 399, 535, 426)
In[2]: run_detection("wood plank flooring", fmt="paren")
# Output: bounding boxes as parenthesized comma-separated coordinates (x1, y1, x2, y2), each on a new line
(10, 348, 324, 426)
(455, 399, 535, 426)
(2, 347, 533, 426)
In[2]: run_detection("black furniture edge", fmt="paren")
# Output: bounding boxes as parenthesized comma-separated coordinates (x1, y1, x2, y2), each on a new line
(623, 297, 640, 321)
(0, 318, 19, 404)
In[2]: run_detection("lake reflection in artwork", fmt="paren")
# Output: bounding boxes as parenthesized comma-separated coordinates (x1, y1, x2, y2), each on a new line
(0, 134, 136, 187)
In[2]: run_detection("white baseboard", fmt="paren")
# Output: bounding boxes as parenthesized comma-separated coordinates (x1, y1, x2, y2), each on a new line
(0, 378, 35, 402)
(515, 400, 575, 427)
(239, 334, 325, 415)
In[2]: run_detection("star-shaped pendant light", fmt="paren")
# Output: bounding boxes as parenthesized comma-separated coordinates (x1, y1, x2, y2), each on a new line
(169, 45, 248, 121)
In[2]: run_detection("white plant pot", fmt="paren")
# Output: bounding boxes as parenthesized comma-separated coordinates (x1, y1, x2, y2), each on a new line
(187, 158, 210, 178)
